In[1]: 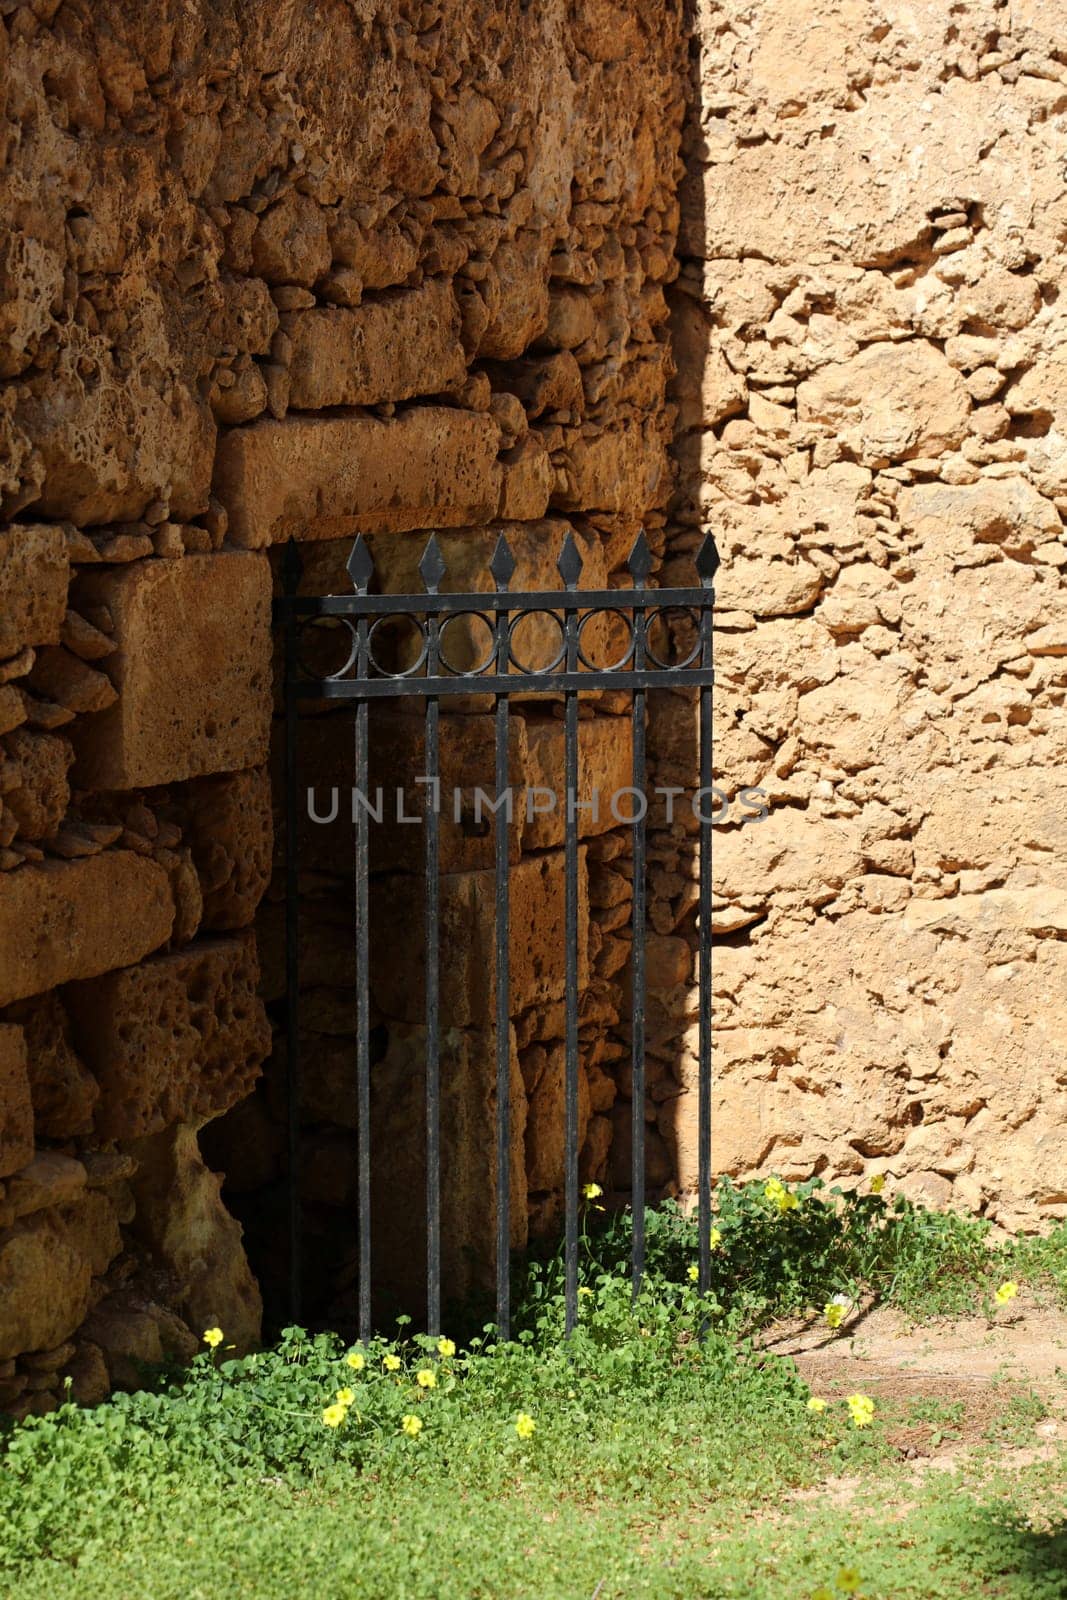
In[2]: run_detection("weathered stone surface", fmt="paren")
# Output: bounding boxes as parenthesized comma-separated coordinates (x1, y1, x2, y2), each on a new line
(662, 0, 1067, 1228)
(0, 0, 689, 1369)
(80, 1292, 198, 1392)
(71, 554, 272, 789)
(523, 716, 635, 850)
(0, 525, 68, 658)
(0, 1152, 87, 1229)
(0, 1194, 121, 1361)
(797, 342, 971, 464)
(0, 731, 72, 841)
(127, 1124, 262, 1354)
(0, 1027, 32, 1179)
(0, 853, 174, 1007)
(65, 936, 270, 1141)
(372, 850, 589, 1029)
(369, 1023, 526, 1318)
(214, 409, 505, 547)
(4, 992, 98, 1139)
(291, 710, 528, 877)
(284, 282, 466, 409)
(522, 1042, 590, 1194)
(180, 768, 273, 931)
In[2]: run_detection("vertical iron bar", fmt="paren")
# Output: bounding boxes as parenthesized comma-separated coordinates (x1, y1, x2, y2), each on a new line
(563, 635, 580, 1337)
(494, 626, 511, 1341)
(425, 665, 441, 1337)
(355, 627, 372, 1343)
(282, 544, 302, 1324)
(697, 597, 714, 1297)
(630, 612, 647, 1302)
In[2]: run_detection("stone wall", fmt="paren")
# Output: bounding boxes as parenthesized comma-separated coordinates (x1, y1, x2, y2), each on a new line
(0, 0, 685, 1400)
(666, 0, 1067, 1229)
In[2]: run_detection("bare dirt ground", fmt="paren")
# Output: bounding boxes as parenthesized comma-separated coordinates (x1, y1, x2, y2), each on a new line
(759, 1296, 1067, 1471)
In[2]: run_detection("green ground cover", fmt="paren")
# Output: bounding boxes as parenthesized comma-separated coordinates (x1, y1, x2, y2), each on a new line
(3, 1178, 1066, 1600)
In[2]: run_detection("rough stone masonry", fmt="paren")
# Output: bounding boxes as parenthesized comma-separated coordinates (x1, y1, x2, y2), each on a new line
(663, 0, 1067, 1233)
(0, 0, 1064, 1411)
(0, 0, 685, 1407)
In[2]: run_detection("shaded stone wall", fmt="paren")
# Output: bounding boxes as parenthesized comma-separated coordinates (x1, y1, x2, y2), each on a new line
(664, 0, 1067, 1229)
(0, 0, 685, 1403)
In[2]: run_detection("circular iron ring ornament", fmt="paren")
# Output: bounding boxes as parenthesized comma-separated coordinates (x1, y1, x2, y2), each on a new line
(366, 612, 431, 678)
(506, 608, 567, 676)
(575, 607, 636, 673)
(296, 616, 359, 682)
(436, 609, 497, 677)
(643, 606, 702, 671)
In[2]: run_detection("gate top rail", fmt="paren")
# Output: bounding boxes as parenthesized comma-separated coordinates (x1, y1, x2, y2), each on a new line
(275, 528, 720, 698)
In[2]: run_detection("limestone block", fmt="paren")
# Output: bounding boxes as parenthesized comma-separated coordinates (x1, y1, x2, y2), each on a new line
(127, 1124, 262, 1353)
(4, 991, 97, 1139)
(80, 1291, 198, 1391)
(71, 553, 271, 789)
(0, 525, 69, 657)
(251, 191, 331, 286)
(523, 715, 634, 850)
(181, 768, 273, 930)
(0, 730, 72, 841)
(368, 1022, 527, 1318)
(522, 1042, 590, 1193)
(0, 1026, 32, 1179)
(288, 709, 527, 876)
(554, 420, 668, 517)
(0, 853, 174, 1007)
(65, 935, 270, 1140)
(477, 229, 553, 360)
(371, 850, 589, 1028)
(797, 341, 970, 463)
(0, 1151, 87, 1229)
(214, 409, 504, 547)
(0, 1194, 121, 1361)
(26, 647, 117, 716)
(898, 479, 1061, 561)
(912, 770, 1067, 878)
(284, 281, 466, 408)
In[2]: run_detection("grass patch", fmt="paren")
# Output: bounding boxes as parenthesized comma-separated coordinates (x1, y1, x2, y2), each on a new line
(3, 1178, 1067, 1599)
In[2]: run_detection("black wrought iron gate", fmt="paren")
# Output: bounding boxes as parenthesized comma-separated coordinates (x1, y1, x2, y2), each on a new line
(277, 528, 718, 1343)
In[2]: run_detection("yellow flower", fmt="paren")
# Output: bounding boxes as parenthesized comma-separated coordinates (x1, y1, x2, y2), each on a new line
(824, 1302, 845, 1331)
(202, 1327, 223, 1349)
(806, 1396, 827, 1414)
(321, 1403, 347, 1428)
(383, 1353, 402, 1371)
(577, 1286, 594, 1298)
(346, 1350, 365, 1372)
(870, 1174, 885, 1194)
(994, 1280, 1019, 1306)
(688, 1264, 699, 1282)
(335, 1387, 355, 1406)
(764, 1177, 799, 1213)
(437, 1337, 456, 1358)
(415, 1368, 437, 1389)
(709, 1227, 722, 1251)
(582, 1182, 602, 1200)
(401, 1414, 423, 1437)
(846, 1393, 875, 1429)
(812, 1588, 835, 1600)
(836, 1569, 862, 1594)
(515, 1411, 536, 1439)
